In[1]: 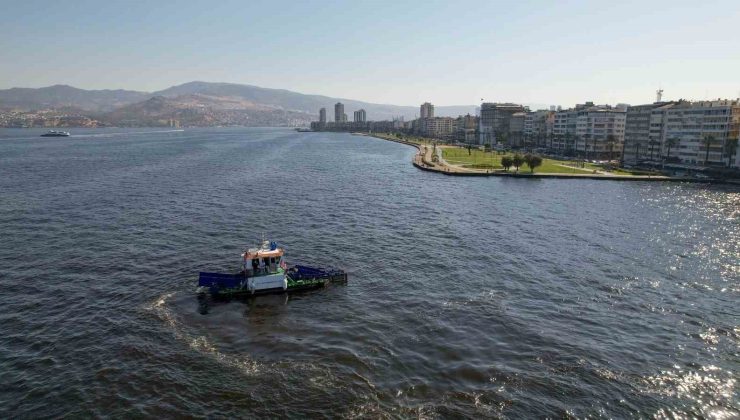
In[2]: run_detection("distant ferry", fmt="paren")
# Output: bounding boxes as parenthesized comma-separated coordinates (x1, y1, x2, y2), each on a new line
(41, 130, 71, 137)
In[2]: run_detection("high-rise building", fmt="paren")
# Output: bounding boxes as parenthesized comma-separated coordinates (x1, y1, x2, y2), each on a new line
(354, 109, 366, 123)
(335, 102, 344, 123)
(319, 108, 327, 124)
(420, 102, 434, 119)
(479, 102, 528, 145)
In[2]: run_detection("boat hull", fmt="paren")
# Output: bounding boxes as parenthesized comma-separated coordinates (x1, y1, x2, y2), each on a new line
(198, 265, 347, 297)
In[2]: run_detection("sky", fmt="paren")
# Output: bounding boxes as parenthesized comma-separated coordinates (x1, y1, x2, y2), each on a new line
(1, 0, 739, 107)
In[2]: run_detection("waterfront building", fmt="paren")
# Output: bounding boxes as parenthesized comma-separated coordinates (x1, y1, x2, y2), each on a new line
(419, 117, 454, 139)
(661, 99, 740, 167)
(354, 109, 367, 123)
(623, 102, 675, 165)
(551, 109, 575, 151)
(576, 105, 625, 159)
(509, 112, 527, 147)
(319, 108, 327, 125)
(623, 99, 740, 168)
(524, 110, 555, 147)
(479, 102, 528, 146)
(420, 102, 434, 119)
(552, 102, 626, 158)
(454, 114, 479, 143)
(335, 102, 345, 123)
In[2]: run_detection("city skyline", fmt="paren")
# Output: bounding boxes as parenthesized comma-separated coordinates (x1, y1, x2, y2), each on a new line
(1, 1, 739, 106)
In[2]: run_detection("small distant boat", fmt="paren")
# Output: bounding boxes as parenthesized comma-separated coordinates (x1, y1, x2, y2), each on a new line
(295, 128, 312, 132)
(197, 239, 347, 301)
(41, 130, 71, 137)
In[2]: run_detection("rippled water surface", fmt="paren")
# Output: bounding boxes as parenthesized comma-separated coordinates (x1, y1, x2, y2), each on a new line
(1, 128, 738, 418)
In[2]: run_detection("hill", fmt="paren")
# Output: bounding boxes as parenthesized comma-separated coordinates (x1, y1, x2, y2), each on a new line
(101, 94, 314, 127)
(0, 81, 492, 126)
(0, 85, 149, 111)
(152, 81, 478, 120)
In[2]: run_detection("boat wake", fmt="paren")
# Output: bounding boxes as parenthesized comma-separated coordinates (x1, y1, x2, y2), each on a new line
(144, 292, 263, 375)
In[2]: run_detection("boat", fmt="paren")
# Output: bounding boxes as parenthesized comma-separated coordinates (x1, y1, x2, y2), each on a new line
(197, 239, 347, 300)
(41, 130, 71, 137)
(295, 128, 312, 132)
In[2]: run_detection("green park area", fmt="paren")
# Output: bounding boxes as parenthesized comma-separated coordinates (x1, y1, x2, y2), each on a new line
(441, 147, 597, 174)
(442, 147, 661, 175)
(370, 134, 659, 176)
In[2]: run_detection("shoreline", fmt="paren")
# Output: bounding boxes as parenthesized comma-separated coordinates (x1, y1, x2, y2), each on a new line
(363, 133, 733, 184)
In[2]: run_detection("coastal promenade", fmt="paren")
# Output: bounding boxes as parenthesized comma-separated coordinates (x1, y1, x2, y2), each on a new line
(364, 133, 721, 183)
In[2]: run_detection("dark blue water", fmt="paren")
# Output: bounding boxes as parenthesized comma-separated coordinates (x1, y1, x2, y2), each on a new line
(0, 127, 737, 418)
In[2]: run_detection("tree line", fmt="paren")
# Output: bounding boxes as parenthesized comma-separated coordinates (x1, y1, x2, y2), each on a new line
(501, 154, 543, 173)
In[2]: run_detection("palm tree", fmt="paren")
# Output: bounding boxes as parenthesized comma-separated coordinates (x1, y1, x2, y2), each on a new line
(702, 135, 715, 166)
(605, 135, 616, 162)
(634, 142, 641, 165)
(564, 133, 573, 156)
(620, 138, 627, 165)
(724, 137, 738, 167)
(664, 137, 678, 162)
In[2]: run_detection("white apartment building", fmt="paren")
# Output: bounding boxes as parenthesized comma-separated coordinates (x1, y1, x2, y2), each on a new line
(419, 117, 454, 138)
(575, 107, 626, 159)
(552, 103, 626, 158)
(662, 100, 740, 167)
(624, 102, 675, 164)
(353, 109, 366, 123)
(524, 110, 555, 147)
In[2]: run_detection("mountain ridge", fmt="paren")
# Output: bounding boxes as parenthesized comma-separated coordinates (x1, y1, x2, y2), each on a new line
(0, 81, 548, 127)
(0, 81, 482, 120)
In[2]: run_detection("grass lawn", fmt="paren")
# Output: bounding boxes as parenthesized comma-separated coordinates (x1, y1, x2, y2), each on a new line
(370, 140, 655, 176)
(442, 147, 596, 174)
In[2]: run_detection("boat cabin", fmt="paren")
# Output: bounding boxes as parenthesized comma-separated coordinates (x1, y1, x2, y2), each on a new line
(241, 240, 285, 276)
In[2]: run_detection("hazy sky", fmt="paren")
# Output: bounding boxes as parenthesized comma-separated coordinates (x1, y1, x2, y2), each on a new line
(1, 0, 739, 107)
